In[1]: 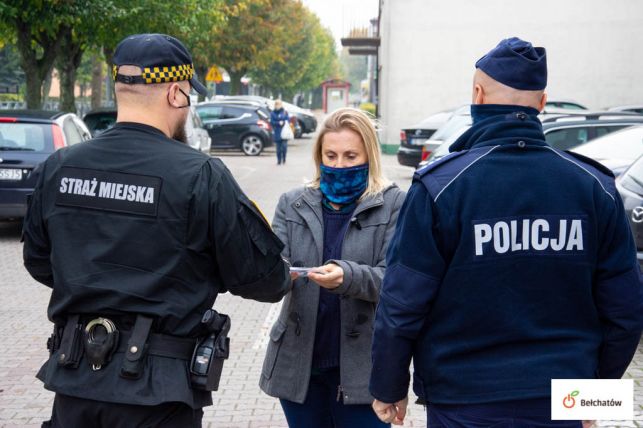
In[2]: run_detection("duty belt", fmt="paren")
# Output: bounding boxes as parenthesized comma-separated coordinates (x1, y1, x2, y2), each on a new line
(48, 315, 196, 379)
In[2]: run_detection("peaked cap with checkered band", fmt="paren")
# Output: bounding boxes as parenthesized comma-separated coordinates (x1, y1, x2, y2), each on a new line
(112, 33, 207, 95)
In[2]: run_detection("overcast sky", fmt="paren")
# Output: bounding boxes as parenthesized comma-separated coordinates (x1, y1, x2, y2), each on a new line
(300, 0, 379, 48)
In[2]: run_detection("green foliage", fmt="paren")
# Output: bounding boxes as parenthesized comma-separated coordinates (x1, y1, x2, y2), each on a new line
(359, 102, 376, 116)
(249, 1, 339, 97)
(1, 0, 335, 104)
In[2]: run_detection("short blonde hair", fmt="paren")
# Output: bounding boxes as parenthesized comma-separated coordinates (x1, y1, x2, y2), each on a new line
(310, 107, 390, 199)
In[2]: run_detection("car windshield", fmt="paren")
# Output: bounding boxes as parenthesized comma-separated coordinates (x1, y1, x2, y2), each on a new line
(430, 125, 471, 160)
(572, 126, 643, 161)
(0, 122, 53, 152)
(84, 112, 116, 136)
(430, 113, 472, 141)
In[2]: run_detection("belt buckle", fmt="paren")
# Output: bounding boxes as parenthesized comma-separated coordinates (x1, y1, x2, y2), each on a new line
(85, 317, 117, 371)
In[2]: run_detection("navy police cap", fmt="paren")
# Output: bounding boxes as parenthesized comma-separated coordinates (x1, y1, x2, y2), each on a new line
(112, 33, 207, 96)
(475, 37, 547, 91)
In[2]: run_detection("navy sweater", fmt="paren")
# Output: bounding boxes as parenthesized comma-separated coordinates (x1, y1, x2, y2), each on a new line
(312, 202, 355, 369)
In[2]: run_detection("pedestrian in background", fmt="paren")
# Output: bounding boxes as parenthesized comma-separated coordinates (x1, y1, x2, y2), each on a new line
(271, 99, 290, 165)
(22, 33, 291, 428)
(370, 37, 642, 427)
(260, 107, 405, 427)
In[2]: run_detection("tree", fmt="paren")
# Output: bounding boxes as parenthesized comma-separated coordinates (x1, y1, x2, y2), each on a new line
(0, 43, 24, 92)
(211, 0, 287, 95)
(250, 4, 339, 99)
(0, 0, 71, 108)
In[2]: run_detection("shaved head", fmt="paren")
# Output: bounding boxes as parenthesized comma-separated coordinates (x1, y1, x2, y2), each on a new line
(473, 69, 547, 111)
(114, 65, 169, 107)
(113, 65, 191, 143)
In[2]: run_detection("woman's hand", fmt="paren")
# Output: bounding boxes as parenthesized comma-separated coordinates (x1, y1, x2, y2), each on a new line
(307, 263, 343, 289)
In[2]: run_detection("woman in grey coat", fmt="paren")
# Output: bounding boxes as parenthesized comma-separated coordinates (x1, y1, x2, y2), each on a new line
(260, 108, 405, 427)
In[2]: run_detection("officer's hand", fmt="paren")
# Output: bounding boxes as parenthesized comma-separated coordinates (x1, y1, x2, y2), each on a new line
(583, 421, 596, 428)
(279, 120, 284, 126)
(372, 398, 408, 425)
(290, 271, 299, 280)
(307, 263, 343, 289)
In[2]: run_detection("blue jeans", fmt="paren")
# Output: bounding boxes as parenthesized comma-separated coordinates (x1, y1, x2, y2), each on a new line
(280, 368, 388, 428)
(275, 139, 288, 164)
(427, 398, 582, 428)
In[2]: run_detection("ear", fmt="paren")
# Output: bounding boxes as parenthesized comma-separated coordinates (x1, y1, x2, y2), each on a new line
(167, 83, 182, 108)
(473, 83, 485, 105)
(538, 92, 547, 112)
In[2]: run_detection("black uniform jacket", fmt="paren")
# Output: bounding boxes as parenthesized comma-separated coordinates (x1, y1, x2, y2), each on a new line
(22, 122, 290, 408)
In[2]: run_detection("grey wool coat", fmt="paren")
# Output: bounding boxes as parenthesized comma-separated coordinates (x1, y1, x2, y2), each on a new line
(259, 184, 405, 404)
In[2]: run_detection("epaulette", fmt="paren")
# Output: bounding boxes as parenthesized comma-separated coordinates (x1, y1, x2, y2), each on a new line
(564, 151, 615, 178)
(413, 150, 468, 180)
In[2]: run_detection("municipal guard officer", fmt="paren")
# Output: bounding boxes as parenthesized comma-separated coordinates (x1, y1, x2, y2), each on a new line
(370, 37, 643, 427)
(22, 33, 291, 427)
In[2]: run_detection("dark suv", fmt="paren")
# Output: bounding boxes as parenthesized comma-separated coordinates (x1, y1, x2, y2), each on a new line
(195, 102, 273, 156)
(0, 110, 91, 219)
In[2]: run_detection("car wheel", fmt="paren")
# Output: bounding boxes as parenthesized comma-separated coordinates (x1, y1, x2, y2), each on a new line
(241, 134, 264, 156)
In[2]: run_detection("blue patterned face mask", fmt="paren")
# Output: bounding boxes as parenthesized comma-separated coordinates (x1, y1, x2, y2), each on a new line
(319, 163, 369, 204)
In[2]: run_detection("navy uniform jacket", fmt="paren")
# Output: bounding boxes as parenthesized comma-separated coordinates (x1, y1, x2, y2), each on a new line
(22, 122, 291, 408)
(370, 105, 643, 405)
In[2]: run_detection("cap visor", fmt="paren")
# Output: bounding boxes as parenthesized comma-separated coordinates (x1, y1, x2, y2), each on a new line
(190, 77, 208, 96)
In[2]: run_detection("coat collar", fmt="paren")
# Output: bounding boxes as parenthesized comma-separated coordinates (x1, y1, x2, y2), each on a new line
(293, 185, 392, 260)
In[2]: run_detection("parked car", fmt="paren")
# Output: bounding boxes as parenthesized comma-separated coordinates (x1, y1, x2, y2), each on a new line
(397, 106, 471, 167)
(616, 154, 643, 268)
(608, 104, 643, 114)
(542, 117, 643, 151)
(420, 115, 643, 168)
(185, 107, 211, 153)
(283, 101, 317, 136)
(214, 95, 316, 137)
(571, 125, 643, 176)
(195, 102, 273, 156)
(544, 100, 588, 110)
(0, 110, 92, 219)
(83, 108, 117, 137)
(84, 107, 212, 153)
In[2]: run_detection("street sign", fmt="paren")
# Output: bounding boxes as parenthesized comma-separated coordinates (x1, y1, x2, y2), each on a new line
(205, 66, 223, 83)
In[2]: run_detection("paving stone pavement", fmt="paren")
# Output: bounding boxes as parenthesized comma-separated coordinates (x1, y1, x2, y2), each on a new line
(0, 136, 641, 427)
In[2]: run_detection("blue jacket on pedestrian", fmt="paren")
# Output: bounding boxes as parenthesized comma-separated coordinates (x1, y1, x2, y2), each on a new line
(270, 108, 289, 142)
(370, 104, 643, 405)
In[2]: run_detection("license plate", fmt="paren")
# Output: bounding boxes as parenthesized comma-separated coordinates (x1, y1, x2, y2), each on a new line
(411, 138, 427, 145)
(0, 168, 22, 181)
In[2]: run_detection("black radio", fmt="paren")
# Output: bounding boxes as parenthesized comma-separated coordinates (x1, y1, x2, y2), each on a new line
(190, 309, 230, 391)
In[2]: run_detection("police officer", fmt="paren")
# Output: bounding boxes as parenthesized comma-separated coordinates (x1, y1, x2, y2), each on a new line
(369, 37, 643, 427)
(22, 33, 291, 427)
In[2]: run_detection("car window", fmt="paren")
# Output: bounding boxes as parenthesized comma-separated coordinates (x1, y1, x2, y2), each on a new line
(595, 125, 627, 139)
(0, 122, 52, 152)
(222, 106, 248, 119)
(560, 103, 585, 110)
(545, 127, 589, 151)
(573, 126, 643, 161)
(256, 108, 269, 120)
(63, 117, 83, 145)
(431, 114, 472, 141)
(197, 105, 224, 120)
(84, 112, 116, 136)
